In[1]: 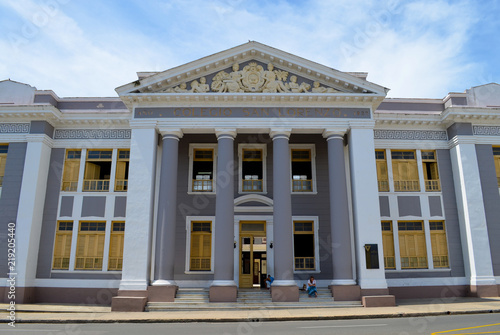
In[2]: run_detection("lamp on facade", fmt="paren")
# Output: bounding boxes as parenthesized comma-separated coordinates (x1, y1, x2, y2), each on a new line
(234, 241, 237, 248)
(270, 241, 273, 249)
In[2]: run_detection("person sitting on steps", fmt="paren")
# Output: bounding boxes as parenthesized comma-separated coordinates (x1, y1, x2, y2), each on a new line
(307, 276, 318, 298)
(266, 274, 274, 289)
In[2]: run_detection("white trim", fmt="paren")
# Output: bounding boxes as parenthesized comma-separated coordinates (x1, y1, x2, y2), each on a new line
(292, 216, 320, 274)
(234, 194, 273, 206)
(188, 143, 217, 194)
(235, 206, 273, 213)
(386, 277, 468, 287)
(184, 216, 216, 274)
(237, 143, 267, 195)
(289, 143, 317, 194)
(30, 278, 121, 288)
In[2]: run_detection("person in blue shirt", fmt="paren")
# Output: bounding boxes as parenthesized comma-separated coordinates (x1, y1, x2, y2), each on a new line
(307, 276, 318, 297)
(266, 274, 274, 289)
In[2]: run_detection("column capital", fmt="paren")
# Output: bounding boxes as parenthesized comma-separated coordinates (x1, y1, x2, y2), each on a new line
(215, 128, 237, 139)
(323, 128, 347, 140)
(159, 128, 183, 139)
(25, 134, 54, 147)
(269, 128, 292, 139)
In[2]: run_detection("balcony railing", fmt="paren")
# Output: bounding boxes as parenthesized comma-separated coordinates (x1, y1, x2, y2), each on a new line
(61, 181, 78, 192)
(425, 179, 441, 192)
(192, 179, 213, 192)
(433, 255, 449, 268)
(292, 179, 312, 192)
(294, 257, 315, 270)
(115, 179, 128, 192)
(83, 179, 110, 192)
(400, 256, 427, 269)
(242, 179, 263, 192)
(190, 257, 211, 271)
(394, 180, 420, 192)
(378, 180, 389, 192)
(108, 257, 123, 271)
(52, 257, 70, 270)
(75, 257, 103, 270)
(384, 256, 395, 269)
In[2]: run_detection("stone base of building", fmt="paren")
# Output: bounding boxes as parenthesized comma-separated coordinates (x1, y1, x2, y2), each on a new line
(2, 286, 118, 305)
(111, 290, 148, 311)
(271, 285, 299, 302)
(362, 295, 396, 307)
(209, 285, 237, 302)
(469, 285, 499, 298)
(331, 285, 360, 301)
(147, 285, 178, 302)
(389, 285, 468, 299)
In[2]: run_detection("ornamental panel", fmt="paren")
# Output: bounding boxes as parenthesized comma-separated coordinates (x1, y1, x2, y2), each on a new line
(0, 123, 30, 133)
(54, 129, 131, 139)
(374, 130, 447, 141)
(473, 126, 500, 136)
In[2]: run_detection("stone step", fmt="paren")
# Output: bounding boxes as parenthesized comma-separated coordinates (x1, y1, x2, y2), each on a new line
(146, 300, 361, 312)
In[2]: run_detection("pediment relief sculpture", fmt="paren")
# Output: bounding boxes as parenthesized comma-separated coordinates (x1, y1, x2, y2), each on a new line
(160, 62, 340, 94)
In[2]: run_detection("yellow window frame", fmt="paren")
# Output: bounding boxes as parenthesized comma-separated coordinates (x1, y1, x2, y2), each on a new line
(193, 149, 214, 161)
(190, 221, 212, 271)
(108, 221, 125, 271)
(52, 221, 73, 270)
(381, 221, 395, 269)
(75, 221, 106, 270)
(429, 221, 449, 268)
(398, 221, 428, 269)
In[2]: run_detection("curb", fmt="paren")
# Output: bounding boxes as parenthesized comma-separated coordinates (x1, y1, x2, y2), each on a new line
(4, 309, 500, 324)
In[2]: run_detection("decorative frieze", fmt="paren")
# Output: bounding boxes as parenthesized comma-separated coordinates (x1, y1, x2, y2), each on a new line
(54, 129, 131, 139)
(473, 125, 500, 136)
(374, 129, 448, 141)
(0, 123, 30, 133)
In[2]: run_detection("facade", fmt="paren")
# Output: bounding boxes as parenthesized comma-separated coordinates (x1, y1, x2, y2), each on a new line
(1, 42, 499, 310)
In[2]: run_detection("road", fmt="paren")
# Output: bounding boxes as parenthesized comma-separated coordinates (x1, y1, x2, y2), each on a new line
(2, 313, 499, 335)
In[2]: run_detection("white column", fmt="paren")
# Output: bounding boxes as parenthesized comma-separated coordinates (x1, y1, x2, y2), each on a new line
(15, 134, 53, 288)
(348, 124, 388, 290)
(119, 121, 158, 291)
(449, 137, 496, 288)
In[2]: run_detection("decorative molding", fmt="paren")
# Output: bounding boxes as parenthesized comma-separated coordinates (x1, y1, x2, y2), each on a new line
(0, 123, 30, 133)
(54, 129, 131, 139)
(155, 61, 342, 94)
(374, 129, 447, 141)
(473, 125, 500, 136)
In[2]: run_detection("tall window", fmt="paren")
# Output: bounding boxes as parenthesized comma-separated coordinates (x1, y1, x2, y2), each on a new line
(375, 150, 389, 192)
(75, 221, 106, 270)
(430, 221, 449, 268)
(61, 150, 81, 191)
(422, 151, 440, 192)
(52, 221, 73, 270)
(0, 144, 8, 187)
(291, 148, 313, 192)
(381, 221, 395, 269)
(493, 147, 500, 187)
(83, 150, 112, 191)
(398, 221, 427, 269)
(293, 221, 315, 270)
(192, 148, 214, 192)
(108, 222, 125, 270)
(392, 150, 420, 192)
(241, 148, 263, 192)
(115, 149, 129, 191)
(189, 221, 212, 271)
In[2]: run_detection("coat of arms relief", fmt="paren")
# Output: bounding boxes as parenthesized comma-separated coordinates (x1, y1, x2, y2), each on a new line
(162, 62, 339, 94)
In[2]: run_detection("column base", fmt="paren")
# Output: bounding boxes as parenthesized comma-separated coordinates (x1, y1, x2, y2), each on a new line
(147, 285, 178, 302)
(469, 285, 499, 298)
(271, 285, 299, 302)
(209, 285, 237, 302)
(111, 290, 148, 312)
(362, 295, 396, 307)
(331, 285, 360, 301)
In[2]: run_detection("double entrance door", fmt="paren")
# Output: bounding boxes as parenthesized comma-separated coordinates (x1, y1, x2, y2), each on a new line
(239, 221, 267, 288)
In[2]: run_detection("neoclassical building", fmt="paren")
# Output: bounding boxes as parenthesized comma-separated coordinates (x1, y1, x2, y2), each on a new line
(1, 42, 499, 311)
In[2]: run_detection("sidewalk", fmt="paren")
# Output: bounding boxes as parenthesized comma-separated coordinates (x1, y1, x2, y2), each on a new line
(1, 297, 499, 323)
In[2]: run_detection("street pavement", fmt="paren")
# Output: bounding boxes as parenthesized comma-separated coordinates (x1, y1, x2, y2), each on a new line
(0, 297, 499, 324)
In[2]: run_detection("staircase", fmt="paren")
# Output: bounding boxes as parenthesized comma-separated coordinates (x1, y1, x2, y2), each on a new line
(146, 287, 361, 311)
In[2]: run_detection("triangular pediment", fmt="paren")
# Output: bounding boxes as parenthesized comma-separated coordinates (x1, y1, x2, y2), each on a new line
(116, 41, 389, 99)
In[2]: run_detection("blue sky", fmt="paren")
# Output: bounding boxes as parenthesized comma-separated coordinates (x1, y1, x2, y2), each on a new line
(0, 0, 499, 98)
